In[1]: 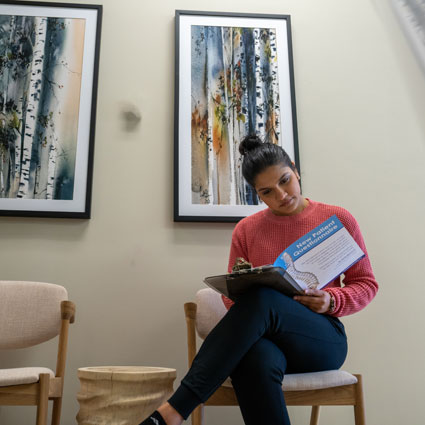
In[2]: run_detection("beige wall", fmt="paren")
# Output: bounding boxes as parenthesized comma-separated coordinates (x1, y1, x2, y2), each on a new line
(1, 0, 424, 424)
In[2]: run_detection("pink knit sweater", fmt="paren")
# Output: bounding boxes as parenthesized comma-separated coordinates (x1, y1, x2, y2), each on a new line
(223, 199, 378, 317)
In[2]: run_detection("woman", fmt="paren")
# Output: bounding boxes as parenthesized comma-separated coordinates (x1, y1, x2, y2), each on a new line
(141, 135, 378, 425)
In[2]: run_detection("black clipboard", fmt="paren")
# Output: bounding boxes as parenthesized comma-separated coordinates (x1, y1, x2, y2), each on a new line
(204, 265, 305, 302)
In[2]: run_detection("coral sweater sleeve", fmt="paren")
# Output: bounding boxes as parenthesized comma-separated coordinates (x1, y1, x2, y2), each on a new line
(222, 200, 378, 317)
(221, 233, 247, 310)
(321, 213, 378, 317)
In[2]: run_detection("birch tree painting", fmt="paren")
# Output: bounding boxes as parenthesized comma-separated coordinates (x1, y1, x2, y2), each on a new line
(191, 25, 281, 206)
(0, 14, 85, 200)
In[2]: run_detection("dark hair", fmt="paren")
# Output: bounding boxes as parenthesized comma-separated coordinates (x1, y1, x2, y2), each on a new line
(239, 135, 295, 187)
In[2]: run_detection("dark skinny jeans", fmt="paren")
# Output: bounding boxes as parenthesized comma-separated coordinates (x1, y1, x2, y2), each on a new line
(168, 288, 348, 424)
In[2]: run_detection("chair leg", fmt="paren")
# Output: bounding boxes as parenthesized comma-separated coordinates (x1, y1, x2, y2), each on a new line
(36, 374, 50, 425)
(51, 398, 62, 425)
(310, 406, 320, 425)
(191, 404, 204, 425)
(354, 374, 366, 425)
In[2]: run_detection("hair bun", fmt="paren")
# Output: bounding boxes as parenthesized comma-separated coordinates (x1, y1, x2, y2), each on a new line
(239, 135, 263, 156)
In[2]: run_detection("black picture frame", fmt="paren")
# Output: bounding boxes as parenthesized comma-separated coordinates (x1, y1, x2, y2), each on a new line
(174, 10, 300, 223)
(0, 1, 102, 218)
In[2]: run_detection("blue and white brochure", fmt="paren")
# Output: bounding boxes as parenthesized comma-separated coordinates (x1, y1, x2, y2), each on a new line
(273, 215, 365, 290)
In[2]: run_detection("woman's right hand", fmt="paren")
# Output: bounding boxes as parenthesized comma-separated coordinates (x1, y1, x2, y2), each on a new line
(294, 289, 331, 314)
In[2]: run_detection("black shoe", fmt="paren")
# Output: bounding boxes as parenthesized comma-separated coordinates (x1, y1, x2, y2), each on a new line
(139, 410, 167, 425)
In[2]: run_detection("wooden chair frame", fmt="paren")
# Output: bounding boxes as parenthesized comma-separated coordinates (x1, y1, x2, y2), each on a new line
(0, 300, 76, 425)
(184, 302, 366, 425)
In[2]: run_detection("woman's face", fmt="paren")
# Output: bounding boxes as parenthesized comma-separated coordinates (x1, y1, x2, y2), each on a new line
(254, 163, 306, 216)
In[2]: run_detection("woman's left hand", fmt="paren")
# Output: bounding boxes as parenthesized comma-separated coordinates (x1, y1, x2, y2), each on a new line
(294, 289, 331, 314)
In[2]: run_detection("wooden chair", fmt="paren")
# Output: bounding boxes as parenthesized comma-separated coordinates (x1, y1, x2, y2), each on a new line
(0, 281, 76, 425)
(184, 288, 366, 425)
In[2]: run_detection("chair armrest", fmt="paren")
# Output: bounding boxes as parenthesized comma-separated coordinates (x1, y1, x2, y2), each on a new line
(184, 302, 197, 367)
(61, 300, 76, 324)
(55, 301, 76, 379)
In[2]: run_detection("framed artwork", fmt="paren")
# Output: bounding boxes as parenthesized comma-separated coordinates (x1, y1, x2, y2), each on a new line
(391, 0, 425, 74)
(0, 1, 102, 218)
(174, 10, 300, 222)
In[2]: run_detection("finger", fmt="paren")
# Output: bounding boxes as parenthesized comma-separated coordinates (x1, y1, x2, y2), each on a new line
(294, 294, 323, 302)
(303, 289, 322, 297)
(294, 296, 320, 307)
(294, 295, 328, 312)
(297, 298, 322, 312)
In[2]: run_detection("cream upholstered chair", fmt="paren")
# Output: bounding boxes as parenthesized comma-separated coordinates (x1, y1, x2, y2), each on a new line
(0, 281, 75, 425)
(184, 288, 365, 425)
